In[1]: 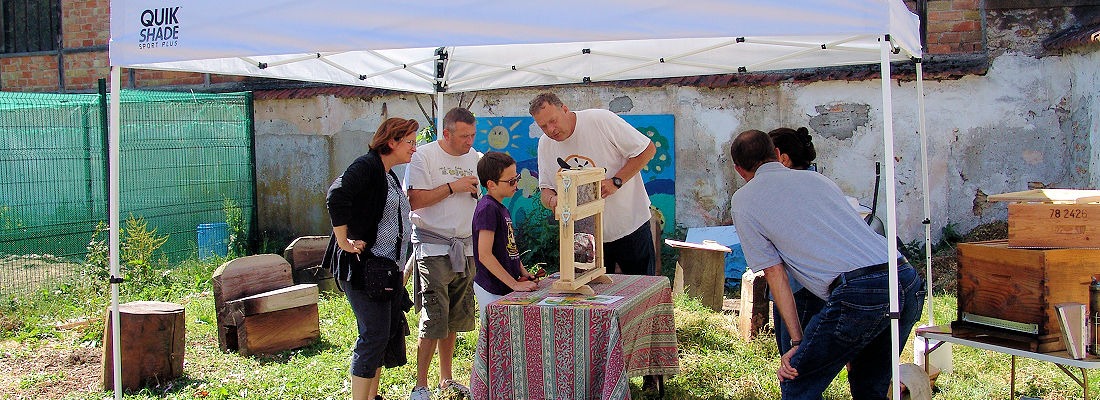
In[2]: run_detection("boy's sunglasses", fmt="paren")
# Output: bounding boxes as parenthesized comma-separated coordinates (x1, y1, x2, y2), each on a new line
(496, 176, 520, 186)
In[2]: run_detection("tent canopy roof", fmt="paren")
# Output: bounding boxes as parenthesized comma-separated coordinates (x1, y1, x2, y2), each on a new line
(110, 0, 921, 94)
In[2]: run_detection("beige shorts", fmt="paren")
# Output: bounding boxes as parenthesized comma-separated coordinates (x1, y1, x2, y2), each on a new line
(416, 255, 476, 338)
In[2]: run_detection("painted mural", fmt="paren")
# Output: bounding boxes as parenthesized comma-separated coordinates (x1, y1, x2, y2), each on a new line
(474, 115, 675, 267)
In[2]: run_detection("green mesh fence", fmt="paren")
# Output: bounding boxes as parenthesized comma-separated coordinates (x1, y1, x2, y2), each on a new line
(0, 89, 255, 298)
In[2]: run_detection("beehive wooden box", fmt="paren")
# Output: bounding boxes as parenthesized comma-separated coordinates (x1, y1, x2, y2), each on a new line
(989, 189, 1100, 248)
(956, 240, 1100, 352)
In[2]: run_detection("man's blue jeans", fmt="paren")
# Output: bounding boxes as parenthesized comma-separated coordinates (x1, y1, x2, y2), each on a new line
(781, 264, 926, 400)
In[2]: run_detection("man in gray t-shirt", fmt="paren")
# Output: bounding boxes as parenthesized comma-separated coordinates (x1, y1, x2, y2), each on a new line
(729, 129, 924, 399)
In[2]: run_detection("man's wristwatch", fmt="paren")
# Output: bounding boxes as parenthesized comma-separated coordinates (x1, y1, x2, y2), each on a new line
(611, 177, 623, 188)
(790, 339, 802, 347)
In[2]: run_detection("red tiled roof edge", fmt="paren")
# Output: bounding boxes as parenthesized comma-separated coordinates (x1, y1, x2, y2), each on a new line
(250, 55, 990, 100)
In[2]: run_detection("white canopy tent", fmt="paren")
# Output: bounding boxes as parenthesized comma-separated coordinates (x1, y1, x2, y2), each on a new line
(107, 1, 933, 398)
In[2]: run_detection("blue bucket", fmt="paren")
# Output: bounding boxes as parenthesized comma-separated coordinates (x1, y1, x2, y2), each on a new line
(197, 222, 229, 260)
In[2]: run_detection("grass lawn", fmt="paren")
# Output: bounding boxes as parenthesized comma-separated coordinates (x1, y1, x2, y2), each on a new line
(1, 258, 1096, 399)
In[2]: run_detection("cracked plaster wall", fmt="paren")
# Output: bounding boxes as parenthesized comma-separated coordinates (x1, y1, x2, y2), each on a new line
(255, 51, 1097, 245)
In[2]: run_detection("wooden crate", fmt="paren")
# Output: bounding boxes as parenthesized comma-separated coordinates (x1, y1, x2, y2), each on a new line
(1007, 203, 1100, 248)
(989, 189, 1100, 249)
(956, 240, 1100, 352)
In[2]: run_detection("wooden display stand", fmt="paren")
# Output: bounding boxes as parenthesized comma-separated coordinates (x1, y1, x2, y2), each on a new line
(552, 168, 612, 295)
(102, 301, 185, 391)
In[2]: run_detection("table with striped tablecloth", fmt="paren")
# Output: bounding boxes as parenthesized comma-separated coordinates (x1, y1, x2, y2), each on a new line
(470, 274, 679, 400)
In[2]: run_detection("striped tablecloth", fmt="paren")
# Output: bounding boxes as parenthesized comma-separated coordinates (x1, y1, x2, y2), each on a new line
(470, 274, 679, 400)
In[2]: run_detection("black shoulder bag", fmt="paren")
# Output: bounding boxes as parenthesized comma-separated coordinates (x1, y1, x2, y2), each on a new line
(342, 188, 404, 301)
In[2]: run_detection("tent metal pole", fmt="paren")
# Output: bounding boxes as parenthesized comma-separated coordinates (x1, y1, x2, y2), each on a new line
(879, 36, 903, 400)
(916, 59, 933, 325)
(109, 65, 123, 400)
(435, 91, 443, 140)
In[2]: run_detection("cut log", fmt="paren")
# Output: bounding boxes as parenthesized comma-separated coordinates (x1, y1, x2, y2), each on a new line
(102, 301, 185, 392)
(738, 270, 769, 341)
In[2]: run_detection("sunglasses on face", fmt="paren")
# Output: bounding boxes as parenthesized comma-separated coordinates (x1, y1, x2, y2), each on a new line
(496, 175, 520, 186)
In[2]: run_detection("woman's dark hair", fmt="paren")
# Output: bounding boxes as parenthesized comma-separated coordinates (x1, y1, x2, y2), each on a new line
(477, 151, 516, 187)
(768, 127, 816, 170)
(370, 117, 419, 155)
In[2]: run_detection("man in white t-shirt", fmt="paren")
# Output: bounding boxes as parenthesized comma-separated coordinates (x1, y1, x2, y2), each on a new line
(530, 92, 657, 276)
(404, 107, 481, 400)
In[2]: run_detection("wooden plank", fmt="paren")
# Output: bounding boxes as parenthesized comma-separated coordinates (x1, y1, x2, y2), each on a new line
(239, 304, 320, 356)
(665, 239, 732, 252)
(572, 199, 605, 220)
(988, 189, 1100, 203)
(226, 284, 318, 316)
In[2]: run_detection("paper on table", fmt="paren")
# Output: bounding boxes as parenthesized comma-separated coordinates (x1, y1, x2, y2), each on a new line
(538, 295, 624, 307)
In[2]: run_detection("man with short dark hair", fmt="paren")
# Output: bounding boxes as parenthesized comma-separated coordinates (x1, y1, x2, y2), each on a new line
(729, 129, 925, 400)
(405, 107, 481, 400)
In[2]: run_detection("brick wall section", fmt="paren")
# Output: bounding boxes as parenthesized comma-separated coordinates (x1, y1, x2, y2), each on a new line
(62, 0, 110, 49)
(132, 70, 208, 87)
(926, 0, 984, 54)
(63, 52, 107, 89)
(1, 56, 59, 91)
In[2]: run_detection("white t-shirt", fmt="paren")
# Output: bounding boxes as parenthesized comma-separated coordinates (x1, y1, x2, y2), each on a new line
(405, 141, 481, 257)
(537, 109, 652, 242)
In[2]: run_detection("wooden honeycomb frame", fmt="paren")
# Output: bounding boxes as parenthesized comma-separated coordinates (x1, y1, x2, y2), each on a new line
(552, 167, 612, 295)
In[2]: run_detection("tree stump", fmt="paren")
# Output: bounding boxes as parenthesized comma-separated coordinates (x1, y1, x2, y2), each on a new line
(102, 301, 185, 392)
(738, 270, 769, 341)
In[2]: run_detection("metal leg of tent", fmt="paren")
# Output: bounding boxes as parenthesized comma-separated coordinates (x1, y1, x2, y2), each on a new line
(108, 65, 123, 400)
(878, 35, 903, 400)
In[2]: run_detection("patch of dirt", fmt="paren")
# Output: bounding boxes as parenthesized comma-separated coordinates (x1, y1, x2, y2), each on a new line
(926, 221, 1008, 294)
(0, 337, 102, 399)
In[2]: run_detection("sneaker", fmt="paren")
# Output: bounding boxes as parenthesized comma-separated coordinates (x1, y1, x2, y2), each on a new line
(439, 379, 471, 397)
(410, 386, 433, 400)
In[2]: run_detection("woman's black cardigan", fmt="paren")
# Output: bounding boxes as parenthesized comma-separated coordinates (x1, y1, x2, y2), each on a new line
(321, 149, 400, 282)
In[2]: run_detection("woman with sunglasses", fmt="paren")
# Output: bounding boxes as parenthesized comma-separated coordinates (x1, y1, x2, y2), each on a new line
(323, 117, 418, 400)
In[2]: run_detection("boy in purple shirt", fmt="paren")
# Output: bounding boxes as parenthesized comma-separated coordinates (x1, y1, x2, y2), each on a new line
(472, 152, 538, 315)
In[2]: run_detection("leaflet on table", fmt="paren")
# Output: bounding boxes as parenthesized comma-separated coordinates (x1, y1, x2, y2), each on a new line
(537, 295, 624, 307)
(494, 297, 540, 306)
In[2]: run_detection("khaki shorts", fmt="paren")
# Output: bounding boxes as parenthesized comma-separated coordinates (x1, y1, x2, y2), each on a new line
(417, 255, 476, 338)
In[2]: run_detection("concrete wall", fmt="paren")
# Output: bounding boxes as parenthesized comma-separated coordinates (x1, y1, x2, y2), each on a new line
(254, 47, 1098, 245)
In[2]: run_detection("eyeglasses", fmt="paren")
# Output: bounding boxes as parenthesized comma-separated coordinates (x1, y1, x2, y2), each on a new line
(400, 139, 417, 146)
(496, 175, 520, 186)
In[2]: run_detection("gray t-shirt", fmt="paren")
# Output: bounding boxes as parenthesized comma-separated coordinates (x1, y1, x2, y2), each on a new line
(730, 162, 889, 299)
